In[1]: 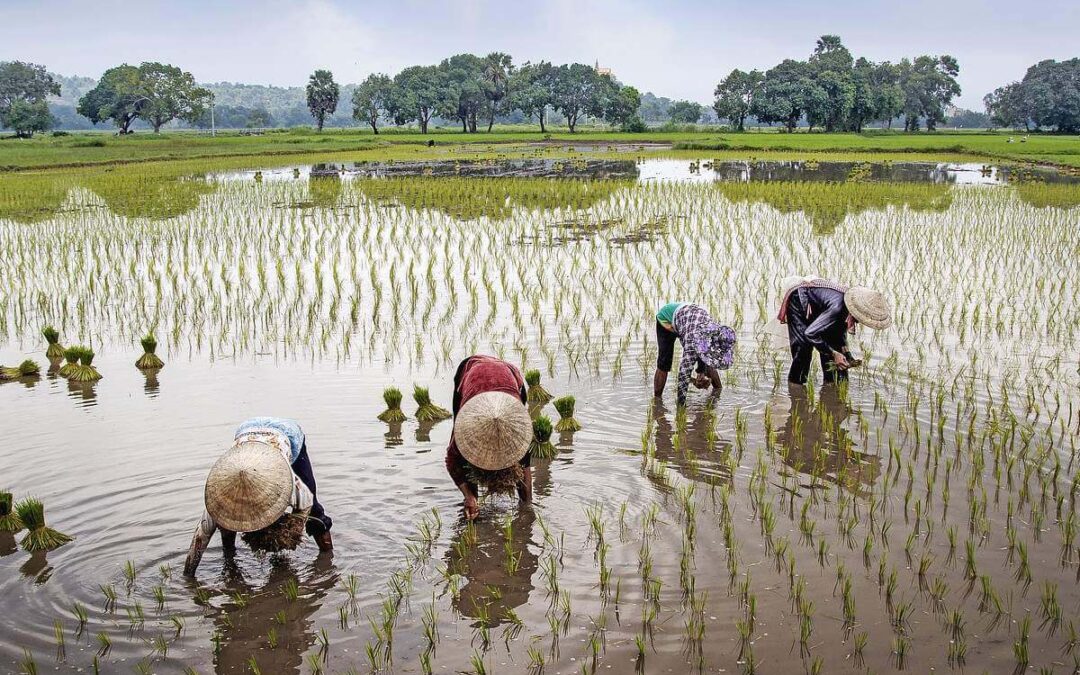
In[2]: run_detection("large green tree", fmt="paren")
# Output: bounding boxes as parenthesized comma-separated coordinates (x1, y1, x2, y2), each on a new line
(751, 60, 816, 132)
(508, 61, 556, 132)
(899, 55, 960, 131)
(985, 59, 1080, 133)
(551, 63, 609, 132)
(137, 62, 212, 132)
(712, 69, 762, 131)
(390, 65, 441, 133)
(669, 100, 703, 124)
(77, 64, 143, 133)
(436, 54, 487, 133)
(352, 73, 393, 134)
(305, 69, 339, 131)
(0, 61, 60, 137)
(807, 36, 854, 132)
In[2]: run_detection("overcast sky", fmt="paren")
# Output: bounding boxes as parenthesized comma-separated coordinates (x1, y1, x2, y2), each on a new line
(3, 0, 1077, 110)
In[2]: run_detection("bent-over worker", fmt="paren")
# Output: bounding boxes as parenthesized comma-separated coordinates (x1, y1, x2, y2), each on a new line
(445, 355, 533, 520)
(183, 417, 333, 576)
(653, 302, 737, 406)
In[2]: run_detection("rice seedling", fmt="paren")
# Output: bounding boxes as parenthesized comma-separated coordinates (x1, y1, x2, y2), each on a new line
(530, 415, 557, 459)
(0, 359, 41, 380)
(53, 619, 64, 661)
(96, 631, 111, 656)
(525, 369, 553, 405)
(20, 648, 37, 675)
(552, 395, 582, 432)
(1014, 613, 1032, 669)
(66, 346, 102, 382)
(378, 387, 408, 422)
(135, 333, 165, 369)
(0, 491, 24, 532)
(413, 385, 451, 421)
(15, 497, 73, 551)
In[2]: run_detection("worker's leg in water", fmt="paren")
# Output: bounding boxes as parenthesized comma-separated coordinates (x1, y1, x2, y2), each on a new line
(789, 343, 813, 385)
(654, 320, 677, 396)
(292, 443, 333, 551)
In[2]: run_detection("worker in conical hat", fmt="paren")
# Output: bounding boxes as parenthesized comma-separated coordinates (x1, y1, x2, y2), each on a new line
(445, 356, 533, 520)
(776, 277, 892, 386)
(183, 417, 333, 577)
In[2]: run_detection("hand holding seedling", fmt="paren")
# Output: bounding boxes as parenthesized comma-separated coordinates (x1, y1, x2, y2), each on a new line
(462, 491, 479, 520)
(831, 350, 851, 371)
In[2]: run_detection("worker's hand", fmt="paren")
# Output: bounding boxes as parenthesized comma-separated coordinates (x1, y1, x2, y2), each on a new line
(831, 351, 851, 371)
(463, 494, 479, 520)
(692, 374, 710, 389)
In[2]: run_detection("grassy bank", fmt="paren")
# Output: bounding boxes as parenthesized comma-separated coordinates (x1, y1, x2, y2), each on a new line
(2, 127, 1079, 171)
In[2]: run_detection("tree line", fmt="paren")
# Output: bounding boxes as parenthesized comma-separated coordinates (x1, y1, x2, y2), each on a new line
(712, 36, 962, 132)
(2, 47, 1078, 137)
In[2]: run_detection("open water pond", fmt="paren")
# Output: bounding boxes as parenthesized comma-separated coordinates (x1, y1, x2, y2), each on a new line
(1, 157, 1079, 673)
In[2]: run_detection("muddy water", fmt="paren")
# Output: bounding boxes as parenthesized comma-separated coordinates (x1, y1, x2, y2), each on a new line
(1, 162, 1079, 673)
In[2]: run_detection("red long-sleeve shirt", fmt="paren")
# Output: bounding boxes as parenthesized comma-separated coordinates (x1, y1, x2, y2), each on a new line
(445, 355, 528, 486)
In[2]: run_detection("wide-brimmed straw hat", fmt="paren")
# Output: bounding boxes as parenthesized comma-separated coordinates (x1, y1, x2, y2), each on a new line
(844, 287, 893, 330)
(205, 441, 293, 533)
(454, 391, 532, 471)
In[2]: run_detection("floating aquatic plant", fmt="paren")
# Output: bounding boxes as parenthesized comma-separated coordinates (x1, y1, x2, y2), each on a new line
(529, 415, 556, 459)
(377, 387, 407, 423)
(15, 497, 73, 551)
(552, 395, 581, 432)
(42, 326, 64, 360)
(135, 333, 164, 370)
(525, 369, 553, 405)
(0, 491, 24, 532)
(413, 385, 451, 422)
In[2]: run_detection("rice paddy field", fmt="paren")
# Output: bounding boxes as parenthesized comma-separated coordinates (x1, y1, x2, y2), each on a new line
(1, 152, 1079, 674)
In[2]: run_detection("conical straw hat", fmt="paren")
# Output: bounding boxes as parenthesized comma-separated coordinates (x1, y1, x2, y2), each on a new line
(204, 441, 293, 533)
(844, 287, 893, 330)
(454, 391, 532, 471)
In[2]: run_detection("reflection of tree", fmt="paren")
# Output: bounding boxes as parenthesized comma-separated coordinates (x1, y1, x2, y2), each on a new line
(772, 384, 880, 494)
(717, 181, 953, 235)
(81, 170, 216, 220)
(651, 400, 733, 489)
(443, 510, 538, 628)
(352, 177, 630, 221)
(203, 554, 338, 675)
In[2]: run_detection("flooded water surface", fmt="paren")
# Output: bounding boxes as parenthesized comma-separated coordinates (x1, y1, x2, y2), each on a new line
(1, 157, 1079, 673)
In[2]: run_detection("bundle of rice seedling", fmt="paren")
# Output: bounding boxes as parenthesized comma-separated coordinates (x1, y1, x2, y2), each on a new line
(241, 510, 309, 553)
(42, 326, 64, 359)
(465, 464, 525, 496)
(69, 347, 102, 382)
(377, 387, 407, 423)
(135, 334, 165, 370)
(529, 415, 556, 459)
(58, 347, 80, 378)
(525, 369, 553, 405)
(0, 492, 24, 532)
(16, 497, 73, 551)
(414, 385, 451, 421)
(0, 360, 40, 381)
(553, 396, 582, 432)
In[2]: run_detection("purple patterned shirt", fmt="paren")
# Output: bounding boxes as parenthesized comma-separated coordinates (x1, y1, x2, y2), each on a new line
(672, 304, 736, 405)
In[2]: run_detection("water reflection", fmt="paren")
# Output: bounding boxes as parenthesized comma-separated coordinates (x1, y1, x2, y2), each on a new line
(66, 380, 98, 404)
(20, 551, 53, 585)
(0, 532, 17, 558)
(651, 400, 733, 488)
(142, 367, 162, 398)
(203, 553, 338, 675)
(444, 510, 538, 628)
(772, 384, 881, 495)
(384, 421, 404, 448)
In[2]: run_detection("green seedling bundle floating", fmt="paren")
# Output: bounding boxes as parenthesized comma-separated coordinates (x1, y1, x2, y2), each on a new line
(553, 396, 582, 432)
(525, 369, 553, 405)
(530, 415, 556, 459)
(413, 386, 451, 421)
(0, 491, 24, 532)
(377, 387, 407, 423)
(135, 333, 164, 370)
(15, 497, 73, 551)
(0, 360, 40, 381)
(68, 347, 102, 382)
(42, 326, 64, 360)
